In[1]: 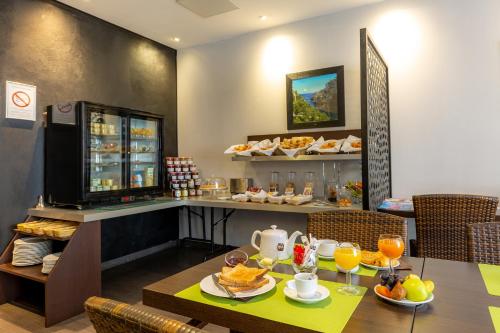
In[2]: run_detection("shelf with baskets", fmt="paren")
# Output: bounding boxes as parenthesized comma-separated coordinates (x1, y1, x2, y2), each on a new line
(232, 153, 361, 162)
(0, 217, 100, 327)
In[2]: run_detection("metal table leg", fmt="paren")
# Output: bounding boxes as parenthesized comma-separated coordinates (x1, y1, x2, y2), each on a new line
(202, 207, 206, 240)
(187, 206, 192, 238)
(210, 207, 215, 253)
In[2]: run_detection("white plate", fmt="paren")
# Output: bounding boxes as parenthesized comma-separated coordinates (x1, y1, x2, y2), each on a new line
(200, 273, 276, 298)
(373, 284, 434, 306)
(318, 254, 334, 261)
(336, 264, 359, 273)
(360, 260, 400, 271)
(284, 280, 330, 304)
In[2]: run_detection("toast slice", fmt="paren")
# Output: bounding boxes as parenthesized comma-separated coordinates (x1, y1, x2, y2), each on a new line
(219, 264, 268, 287)
(224, 277, 269, 292)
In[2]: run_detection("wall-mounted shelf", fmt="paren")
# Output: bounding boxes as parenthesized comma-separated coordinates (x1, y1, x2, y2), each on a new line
(231, 154, 361, 162)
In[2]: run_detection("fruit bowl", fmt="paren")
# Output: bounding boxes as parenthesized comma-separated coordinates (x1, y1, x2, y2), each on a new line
(374, 284, 434, 306)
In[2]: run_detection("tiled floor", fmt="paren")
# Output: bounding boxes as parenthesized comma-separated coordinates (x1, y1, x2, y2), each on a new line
(0, 245, 228, 332)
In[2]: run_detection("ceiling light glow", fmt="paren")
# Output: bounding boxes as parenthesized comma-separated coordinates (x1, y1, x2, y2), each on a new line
(172, 37, 181, 42)
(372, 10, 422, 71)
(259, 15, 268, 21)
(262, 36, 293, 81)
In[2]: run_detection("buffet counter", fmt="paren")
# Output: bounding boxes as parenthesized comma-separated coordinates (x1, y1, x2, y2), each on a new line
(27, 196, 362, 222)
(14, 196, 361, 327)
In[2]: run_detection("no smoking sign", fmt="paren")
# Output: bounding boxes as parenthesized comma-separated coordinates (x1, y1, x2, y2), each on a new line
(6, 81, 36, 121)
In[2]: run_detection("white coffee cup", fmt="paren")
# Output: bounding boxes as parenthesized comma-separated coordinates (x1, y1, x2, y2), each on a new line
(294, 273, 318, 299)
(318, 239, 338, 257)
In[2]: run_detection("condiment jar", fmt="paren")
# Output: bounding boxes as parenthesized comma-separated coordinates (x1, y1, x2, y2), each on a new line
(177, 172, 185, 180)
(180, 180, 188, 189)
(192, 172, 199, 179)
(189, 164, 197, 172)
(173, 157, 180, 166)
(187, 157, 193, 165)
(169, 172, 178, 181)
(185, 172, 192, 180)
(174, 166, 182, 172)
(165, 157, 174, 166)
(187, 179, 195, 188)
(180, 157, 188, 166)
(181, 188, 189, 197)
(189, 188, 196, 196)
(173, 188, 181, 198)
(170, 180, 180, 189)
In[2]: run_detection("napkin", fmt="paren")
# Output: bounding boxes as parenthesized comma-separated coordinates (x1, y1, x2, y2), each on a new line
(232, 194, 249, 202)
(340, 135, 361, 153)
(224, 141, 259, 156)
(308, 136, 344, 154)
(254, 138, 280, 156)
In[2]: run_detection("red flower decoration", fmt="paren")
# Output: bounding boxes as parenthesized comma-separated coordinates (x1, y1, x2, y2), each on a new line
(293, 244, 305, 265)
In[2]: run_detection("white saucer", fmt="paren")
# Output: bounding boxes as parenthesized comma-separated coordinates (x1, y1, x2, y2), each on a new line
(336, 264, 359, 273)
(318, 254, 334, 261)
(284, 280, 330, 304)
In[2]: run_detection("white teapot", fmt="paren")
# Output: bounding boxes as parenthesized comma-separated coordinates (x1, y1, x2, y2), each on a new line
(251, 225, 302, 260)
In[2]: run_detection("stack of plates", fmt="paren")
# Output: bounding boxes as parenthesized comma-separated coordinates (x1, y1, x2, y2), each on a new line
(42, 252, 61, 274)
(12, 237, 52, 266)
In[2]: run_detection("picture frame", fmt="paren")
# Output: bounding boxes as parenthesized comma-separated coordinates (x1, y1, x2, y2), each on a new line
(286, 66, 345, 130)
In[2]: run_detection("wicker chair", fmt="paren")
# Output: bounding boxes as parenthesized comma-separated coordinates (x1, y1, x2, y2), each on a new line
(413, 194, 498, 262)
(85, 296, 207, 333)
(467, 222, 500, 264)
(307, 210, 407, 252)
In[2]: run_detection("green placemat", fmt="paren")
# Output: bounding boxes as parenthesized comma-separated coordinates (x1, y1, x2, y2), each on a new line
(479, 264, 500, 296)
(489, 306, 500, 332)
(175, 271, 366, 333)
(249, 254, 377, 277)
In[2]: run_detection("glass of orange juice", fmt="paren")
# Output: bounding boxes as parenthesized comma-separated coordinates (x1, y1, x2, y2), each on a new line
(334, 242, 362, 296)
(378, 234, 405, 275)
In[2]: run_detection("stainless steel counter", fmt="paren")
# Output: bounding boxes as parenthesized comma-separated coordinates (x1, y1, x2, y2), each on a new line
(27, 197, 362, 223)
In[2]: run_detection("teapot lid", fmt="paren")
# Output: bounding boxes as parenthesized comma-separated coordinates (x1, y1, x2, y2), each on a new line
(263, 225, 286, 235)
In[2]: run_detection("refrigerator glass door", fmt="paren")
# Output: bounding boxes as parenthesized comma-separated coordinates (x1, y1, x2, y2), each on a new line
(129, 117, 159, 188)
(88, 111, 125, 192)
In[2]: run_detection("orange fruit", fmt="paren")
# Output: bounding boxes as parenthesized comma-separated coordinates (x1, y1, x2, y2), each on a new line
(376, 285, 391, 298)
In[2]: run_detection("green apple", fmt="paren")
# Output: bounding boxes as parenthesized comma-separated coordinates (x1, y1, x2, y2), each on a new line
(403, 278, 428, 302)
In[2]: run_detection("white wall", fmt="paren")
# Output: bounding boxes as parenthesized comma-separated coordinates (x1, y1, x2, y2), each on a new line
(177, 0, 500, 245)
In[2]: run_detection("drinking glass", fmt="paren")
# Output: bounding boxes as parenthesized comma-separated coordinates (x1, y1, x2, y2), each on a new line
(285, 171, 296, 196)
(334, 242, 362, 296)
(269, 171, 279, 193)
(292, 243, 318, 274)
(256, 250, 279, 272)
(304, 172, 315, 196)
(378, 234, 405, 275)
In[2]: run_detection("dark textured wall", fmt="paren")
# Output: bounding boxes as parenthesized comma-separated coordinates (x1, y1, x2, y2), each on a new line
(0, 0, 179, 259)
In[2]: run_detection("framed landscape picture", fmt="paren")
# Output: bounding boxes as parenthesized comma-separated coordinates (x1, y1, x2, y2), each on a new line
(286, 66, 345, 130)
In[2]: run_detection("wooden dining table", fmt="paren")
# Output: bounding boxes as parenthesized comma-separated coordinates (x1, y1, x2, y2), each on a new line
(143, 245, 499, 333)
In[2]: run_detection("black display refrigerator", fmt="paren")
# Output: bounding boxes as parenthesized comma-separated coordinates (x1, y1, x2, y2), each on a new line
(45, 101, 164, 208)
